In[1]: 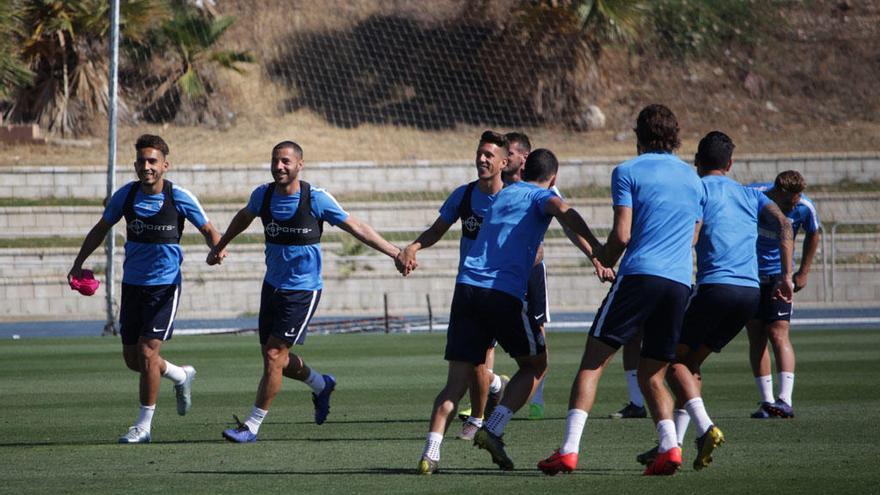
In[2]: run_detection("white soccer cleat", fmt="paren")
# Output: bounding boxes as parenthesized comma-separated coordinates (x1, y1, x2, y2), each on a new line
(174, 365, 196, 416)
(118, 426, 151, 444)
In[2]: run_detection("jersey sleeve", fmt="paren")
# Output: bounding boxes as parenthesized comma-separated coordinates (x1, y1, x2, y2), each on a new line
(611, 166, 632, 208)
(439, 185, 467, 224)
(246, 184, 268, 216)
(800, 196, 821, 233)
(754, 187, 773, 212)
(312, 188, 349, 226)
(102, 182, 134, 225)
(534, 187, 558, 214)
(172, 185, 209, 229)
(697, 180, 708, 222)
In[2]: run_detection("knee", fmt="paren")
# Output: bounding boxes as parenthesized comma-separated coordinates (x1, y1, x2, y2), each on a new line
(123, 355, 140, 372)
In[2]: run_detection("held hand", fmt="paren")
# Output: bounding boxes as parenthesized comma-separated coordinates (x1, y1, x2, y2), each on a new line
(793, 270, 808, 292)
(772, 276, 794, 303)
(206, 246, 227, 266)
(591, 258, 615, 283)
(395, 246, 418, 277)
(67, 265, 83, 284)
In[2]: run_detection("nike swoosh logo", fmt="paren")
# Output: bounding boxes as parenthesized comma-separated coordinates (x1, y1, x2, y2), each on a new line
(152, 328, 164, 332)
(533, 313, 544, 320)
(776, 312, 789, 317)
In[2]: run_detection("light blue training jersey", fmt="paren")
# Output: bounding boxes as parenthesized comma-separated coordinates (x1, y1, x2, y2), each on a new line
(438, 183, 498, 272)
(246, 183, 349, 290)
(612, 152, 707, 287)
(103, 181, 209, 285)
(458, 181, 557, 298)
(749, 183, 820, 276)
(696, 175, 773, 287)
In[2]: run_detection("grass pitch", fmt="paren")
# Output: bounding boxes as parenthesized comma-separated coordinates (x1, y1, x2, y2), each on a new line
(1, 329, 879, 494)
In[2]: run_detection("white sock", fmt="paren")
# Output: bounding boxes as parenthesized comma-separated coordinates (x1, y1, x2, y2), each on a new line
(304, 369, 326, 394)
(778, 372, 795, 405)
(423, 432, 443, 461)
(560, 409, 588, 454)
(489, 373, 503, 394)
(626, 370, 644, 407)
(162, 361, 186, 384)
(673, 409, 690, 445)
(657, 419, 678, 453)
(755, 375, 774, 403)
(466, 416, 484, 427)
(684, 398, 713, 437)
(531, 376, 546, 405)
(134, 404, 156, 432)
(244, 406, 268, 434)
(485, 405, 514, 436)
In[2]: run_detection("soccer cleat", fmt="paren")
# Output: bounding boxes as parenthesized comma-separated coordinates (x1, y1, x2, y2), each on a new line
(537, 449, 578, 475)
(174, 365, 196, 416)
(457, 407, 472, 421)
(474, 427, 514, 470)
(528, 402, 545, 420)
(417, 456, 439, 475)
(609, 402, 648, 419)
(750, 401, 775, 419)
(484, 374, 510, 421)
(222, 415, 257, 443)
(636, 445, 659, 466)
(457, 421, 479, 441)
(312, 374, 337, 425)
(766, 399, 795, 419)
(118, 426, 151, 444)
(643, 446, 682, 476)
(693, 425, 725, 471)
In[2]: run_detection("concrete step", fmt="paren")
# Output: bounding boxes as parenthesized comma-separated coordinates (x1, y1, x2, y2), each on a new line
(2, 192, 878, 239)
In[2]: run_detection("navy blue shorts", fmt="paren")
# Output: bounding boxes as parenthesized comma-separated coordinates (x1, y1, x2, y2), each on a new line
(680, 283, 760, 353)
(120, 283, 181, 346)
(526, 262, 549, 329)
(445, 284, 545, 364)
(259, 281, 322, 346)
(754, 274, 794, 322)
(590, 274, 691, 362)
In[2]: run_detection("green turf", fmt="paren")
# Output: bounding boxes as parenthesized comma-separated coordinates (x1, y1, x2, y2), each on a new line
(1, 330, 879, 494)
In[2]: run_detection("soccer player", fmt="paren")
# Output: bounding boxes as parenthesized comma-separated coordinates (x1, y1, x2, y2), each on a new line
(538, 104, 705, 476)
(211, 140, 404, 442)
(746, 170, 821, 419)
(413, 145, 610, 474)
(68, 134, 223, 444)
(399, 130, 508, 442)
(636, 131, 794, 470)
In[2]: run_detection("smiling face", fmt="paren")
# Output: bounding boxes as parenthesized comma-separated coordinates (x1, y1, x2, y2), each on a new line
(503, 140, 528, 181)
(270, 146, 304, 186)
(134, 147, 169, 187)
(475, 141, 507, 181)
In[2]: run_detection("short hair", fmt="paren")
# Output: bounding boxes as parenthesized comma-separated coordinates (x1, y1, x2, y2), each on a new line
(479, 130, 509, 152)
(635, 104, 681, 152)
(774, 170, 806, 194)
(272, 140, 304, 159)
(135, 134, 169, 157)
(505, 131, 531, 153)
(695, 131, 735, 170)
(522, 148, 558, 182)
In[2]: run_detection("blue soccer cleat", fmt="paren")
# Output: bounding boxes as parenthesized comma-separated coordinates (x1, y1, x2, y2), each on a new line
(750, 402, 774, 419)
(222, 415, 257, 443)
(312, 374, 337, 425)
(766, 398, 795, 419)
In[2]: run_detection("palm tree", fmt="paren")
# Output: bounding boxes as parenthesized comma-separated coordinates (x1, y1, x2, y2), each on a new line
(133, 0, 253, 125)
(7, 0, 158, 136)
(0, 1, 33, 101)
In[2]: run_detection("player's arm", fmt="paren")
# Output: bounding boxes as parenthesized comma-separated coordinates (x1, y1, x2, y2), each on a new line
(603, 205, 632, 268)
(68, 218, 113, 281)
(544, 197, 612, 280)
(198, 221, 225, 265)
(400, 216, 452, 274)
(760, 201, 795, 301)
(208, 207, 256, 265)
(692, 221, 702, 247)
(795, 228, 821, 292)
(337, 215, 402, 259)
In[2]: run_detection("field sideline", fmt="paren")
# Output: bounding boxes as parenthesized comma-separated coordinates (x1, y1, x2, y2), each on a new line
(2, 330, 879, 494)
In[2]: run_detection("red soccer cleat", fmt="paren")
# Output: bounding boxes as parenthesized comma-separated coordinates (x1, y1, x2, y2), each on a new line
(537, 449, 578, 475)
(643, 446, 682, 476)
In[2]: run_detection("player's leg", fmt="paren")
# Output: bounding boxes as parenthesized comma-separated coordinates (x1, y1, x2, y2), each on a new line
(766, 319, 796, 417)
(748, 279, 777, 417)
(419, 360, 475, 474)
(526, 262, 549, 420)
(457, 358, 490, 440)
(611, 332, 647, 419)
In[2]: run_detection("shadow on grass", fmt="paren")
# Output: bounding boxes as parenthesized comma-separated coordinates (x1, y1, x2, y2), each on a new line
(179, 466, 614, 477)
